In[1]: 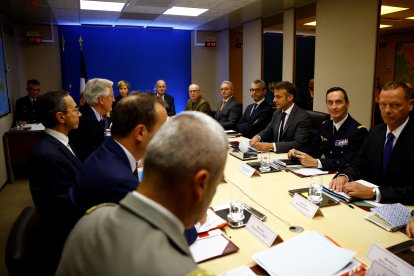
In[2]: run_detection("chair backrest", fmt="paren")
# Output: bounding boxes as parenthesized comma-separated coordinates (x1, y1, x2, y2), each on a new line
(5, 206, 43, 276)
(306, 110, 330, 131)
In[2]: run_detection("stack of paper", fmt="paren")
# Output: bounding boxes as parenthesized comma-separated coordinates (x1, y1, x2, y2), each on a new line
(252, 231, 355, 276)
(196, 208, 227, 233)
(365, 203, 412, 231)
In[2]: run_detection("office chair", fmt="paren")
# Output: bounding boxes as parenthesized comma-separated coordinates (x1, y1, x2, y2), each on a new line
(5, 206, 44, 276)
(302, 110, 330, 155)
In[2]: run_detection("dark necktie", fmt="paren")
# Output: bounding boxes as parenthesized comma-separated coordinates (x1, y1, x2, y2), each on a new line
(133, 168, 138, 180)
(383, 132, 394, 174)
(99, 117, 106, 129)
(250, 103, 258, 116)
(333, 126, 338, 136)
(278, 112, 287, 142)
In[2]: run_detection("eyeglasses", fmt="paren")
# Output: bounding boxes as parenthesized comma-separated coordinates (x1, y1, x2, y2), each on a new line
(221, 87, 230, 91)
(63, 107, 80, 114)
(189, 90, 200, 93)
(249, 88, 263, 92)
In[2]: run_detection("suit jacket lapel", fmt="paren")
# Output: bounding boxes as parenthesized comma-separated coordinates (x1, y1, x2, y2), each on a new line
(44, 134, 82, 167)
(281, 105, 297, 138)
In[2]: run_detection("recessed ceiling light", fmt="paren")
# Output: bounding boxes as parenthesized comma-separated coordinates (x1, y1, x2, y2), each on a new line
(379, 24, 393, 28)
(163, 6, 208, 17)
(304, 21, 316, 26)
(80, 0, 125, 12)
(407, 16, 414, 20)
(381, 5, 408, 15)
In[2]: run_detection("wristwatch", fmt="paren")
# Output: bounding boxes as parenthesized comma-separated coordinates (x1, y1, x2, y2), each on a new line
(372, 187, 377, 198)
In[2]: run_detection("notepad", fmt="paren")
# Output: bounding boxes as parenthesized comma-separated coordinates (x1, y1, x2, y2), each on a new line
(365, 203, 412, 231)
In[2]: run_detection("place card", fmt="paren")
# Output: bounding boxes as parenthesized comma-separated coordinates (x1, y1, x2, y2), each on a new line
(246, 215, 278, 247)
(239, 163, 259, 177)
(367, 244, 414, 276)
(290, 193, 323, 219)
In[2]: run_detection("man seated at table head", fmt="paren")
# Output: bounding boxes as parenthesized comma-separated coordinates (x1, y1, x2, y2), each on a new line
(184, 83, 211, 114)
(15, 79, 41, 125)
(72, 93, 167, 214)
(236, 79, 274, 138)
(29, 90, 82, 274)
(250, 81, 311, 153)
(215, 80, 242, 130)
(57, 111, 228, 275)
(329, 81, 414, 204)
(287, 87, 368, 171)
(155, 79, 176, 116)
(69, 78, 114, 161)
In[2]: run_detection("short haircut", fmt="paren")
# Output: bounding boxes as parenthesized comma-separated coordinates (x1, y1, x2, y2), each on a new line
(143, 112, 228, 187)
(326, 87, 349, 103)
(274, 81, 296, 99)
(37, 90, 69, 128)
(83, 78, 113, 105)
(27, 79, 40, 86)
(222, 80, 233, 87)
(111, 93, 164, 138)
(252, 79, 266, 90)
(382, 81, 413, 100)
(117, 80, 130, 89)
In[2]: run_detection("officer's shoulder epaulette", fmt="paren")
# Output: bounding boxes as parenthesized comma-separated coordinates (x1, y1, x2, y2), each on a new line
(86, 203, 118, 215)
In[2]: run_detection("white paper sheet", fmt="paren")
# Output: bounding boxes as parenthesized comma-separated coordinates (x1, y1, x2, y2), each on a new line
(252, 231, 355, 276)
(197, 209, 227, 233)
(293, 168, 329, 176)
(190, 234, 229, 263)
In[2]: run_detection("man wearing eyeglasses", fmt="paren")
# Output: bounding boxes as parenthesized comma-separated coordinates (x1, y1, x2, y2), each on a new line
(236, 79, 274, 138)
(29, 90, 82, 274)
(330, 81, 414, 204)
(215, 80, 242, 130)
(184, 83, 211, 114)
(14, 79, 41, 125)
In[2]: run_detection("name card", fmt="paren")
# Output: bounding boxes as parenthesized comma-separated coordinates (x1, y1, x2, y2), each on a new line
(367, 261, 398, 276)
(239, 163, 259, 177)
(367, 244, 414, 276)
(245, 215, 278, 247)
(290, 193, 322, 219)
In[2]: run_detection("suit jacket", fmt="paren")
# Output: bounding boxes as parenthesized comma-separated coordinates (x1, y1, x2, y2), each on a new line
(236, 100, 274, 138)
(69, 104, 105, 162)
(15, 95, 40, 123)
(185, 96, 211, 114)
(257, 104, 311, 153)
(340, 119, 414, 204)
(57, 193, 197, 276)
(309, 115, 368, 171)
(215, 96, 242, 130)
(73, 137, 139, 214)
(163, 93, 176, 116)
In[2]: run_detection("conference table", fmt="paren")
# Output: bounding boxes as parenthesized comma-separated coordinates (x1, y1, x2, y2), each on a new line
(199, 139, 412, 274)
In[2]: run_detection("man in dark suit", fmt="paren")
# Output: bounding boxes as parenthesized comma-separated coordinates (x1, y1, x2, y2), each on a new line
(288, 87, 368, 171)
(15, 79, 41, 124)
(237, 79, 274, 138)
(330, 81, 414, 204)
(57, 112, 228, 275)
(29, 90, 82, 274)
(155, 79, 176, 116)
(69, 78, 114, 161)
(215, 80, 242, 130)
(250, 81, 311, 153)
(184, 83, 211, 114)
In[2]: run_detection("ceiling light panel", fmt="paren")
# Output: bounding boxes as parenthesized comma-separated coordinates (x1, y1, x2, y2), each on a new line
(163, 6, 208, 16)
(80, 0, 126, 12)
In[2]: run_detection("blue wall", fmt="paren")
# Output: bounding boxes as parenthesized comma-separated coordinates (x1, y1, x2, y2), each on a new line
(59, 26, 191, 112)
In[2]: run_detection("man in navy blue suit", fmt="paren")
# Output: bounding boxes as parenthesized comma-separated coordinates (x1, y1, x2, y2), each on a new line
(155, 79, 176, 116)
(237, 79, 273, 138)
(29, 90, 82, 274)
(69, 78, 114, 161)
(215, 80, 242, 130)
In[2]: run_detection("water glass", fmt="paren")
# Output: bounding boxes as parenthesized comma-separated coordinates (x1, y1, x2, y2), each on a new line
(227, 200, 245, 222)
(259, 151, 271, 172)
(308, 176, 323, 204)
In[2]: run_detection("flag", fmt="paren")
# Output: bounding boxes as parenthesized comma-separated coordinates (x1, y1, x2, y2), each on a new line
(80, 50, 87, 94)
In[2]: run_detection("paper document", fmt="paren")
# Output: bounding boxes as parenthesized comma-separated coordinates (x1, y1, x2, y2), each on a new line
(196, 208, 227, 233)
(293, 168, 329, 176)
(190, 233, 230, 263)
(27, 123, 45, 131)
(252, 231, 355, 276)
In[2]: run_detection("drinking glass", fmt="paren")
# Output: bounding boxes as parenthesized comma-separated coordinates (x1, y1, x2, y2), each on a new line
(227, 200, 245, 222)
(259, 151, 271, 172)
(308, 176, 323, 204)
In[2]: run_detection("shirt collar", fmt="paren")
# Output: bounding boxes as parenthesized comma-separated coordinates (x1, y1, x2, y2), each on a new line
(283, 103, 294, 115)
(333, 113, 349, 131)
(224, 95, 233, 103)
(113, 139, 137, 172)
(131, 191, 185, 234)
(45, 128, 69, 146)
(386, 117, 409, 141)
(255, 98, 265, 105)
(91, 106, 103, 121)
(156, 93, 165, 100)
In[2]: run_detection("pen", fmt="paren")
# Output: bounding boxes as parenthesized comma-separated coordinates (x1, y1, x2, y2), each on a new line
(221, 228, 231, 239)
(342, 201, 354, 209)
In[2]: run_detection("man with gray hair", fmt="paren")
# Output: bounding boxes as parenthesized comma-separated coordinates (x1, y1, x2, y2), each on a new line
(69, 78, 114, 161)
(57, 112, 228, 275)
(215, 80, 242, 130)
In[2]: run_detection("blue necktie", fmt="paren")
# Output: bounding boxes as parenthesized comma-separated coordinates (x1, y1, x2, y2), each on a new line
(383, 132, 394, 174)
(250, 103, 257, 116)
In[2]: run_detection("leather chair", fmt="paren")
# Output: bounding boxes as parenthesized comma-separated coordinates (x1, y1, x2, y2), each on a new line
(5, 206, 44, 276)
(303, 110, 330, 155)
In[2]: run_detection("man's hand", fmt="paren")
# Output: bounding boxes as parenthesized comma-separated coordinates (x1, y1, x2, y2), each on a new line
(406, 217, 414, 238)
(250, 135, 260, 146)
(329, 175, 348, 192)
(288, 149, 317, 167)
(343, 182, 375, 199)
(254, 142, 274, 152)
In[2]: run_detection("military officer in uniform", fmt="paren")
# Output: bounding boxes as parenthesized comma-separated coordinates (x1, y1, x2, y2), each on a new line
(288, 87, 367, 171)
